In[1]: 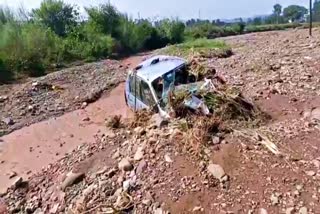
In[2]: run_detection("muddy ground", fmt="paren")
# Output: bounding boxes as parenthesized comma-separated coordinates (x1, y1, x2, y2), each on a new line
(1, 28, 320, 214)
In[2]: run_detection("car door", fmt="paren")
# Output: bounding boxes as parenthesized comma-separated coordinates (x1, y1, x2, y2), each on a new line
(126, 74, 149, 111)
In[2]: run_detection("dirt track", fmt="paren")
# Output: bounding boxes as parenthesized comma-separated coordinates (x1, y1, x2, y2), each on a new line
(2, 29, 320, 213)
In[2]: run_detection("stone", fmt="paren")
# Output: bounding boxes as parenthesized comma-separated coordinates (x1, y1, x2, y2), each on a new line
(9, 171, 17, 179)
(299, 207, 307, 214)
(112, 149, 120, 159)
(311, 107, 320, 121)
(81, 102, 88, 109)
(164, 154, 173, 163)
(259, 208, 268, 214)
(150, 114, 169, 128)
(134, 147, 144, 161)
(0, 200, 7, 214)
(193, 206, 203, 212)
(82, 117, 90, 122)
(134, 127, 146, 136)
(270, 193, 279, 206)
(211, 136, 220, 145)
(207, 164, 226, 180)
(123, 180, 131, 192)
(12, 177, 23, 188)
(285, 207, 295, 214)
(312, 159, 320, 168)
(142, 199, 152, 206)
(49, 204, 59, 214)
(118, 158, 133, 171)
(60, 172, 85, 191)
(0, 96, 8, 103)
(2, 117, 14, 126)
(136, 160, 147, 175)
(306, 170, 316, 176)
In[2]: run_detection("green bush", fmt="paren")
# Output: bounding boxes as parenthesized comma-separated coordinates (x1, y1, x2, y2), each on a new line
(62, 24, 114, 61)
(0, 22, 62, 77)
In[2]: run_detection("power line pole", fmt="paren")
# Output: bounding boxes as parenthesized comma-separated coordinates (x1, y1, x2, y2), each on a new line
(310, 0, 313, 36)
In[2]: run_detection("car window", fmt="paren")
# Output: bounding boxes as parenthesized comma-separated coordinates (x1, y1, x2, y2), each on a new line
(140, 80, 155, 106)
(129, 74, 141, 99)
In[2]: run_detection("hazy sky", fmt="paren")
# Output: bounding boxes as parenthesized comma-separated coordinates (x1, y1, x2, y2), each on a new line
(0, 0, 309, 20)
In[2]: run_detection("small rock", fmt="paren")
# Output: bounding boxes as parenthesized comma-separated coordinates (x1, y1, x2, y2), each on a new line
(312, 159, 320, 168)
(27, 105, 34, 111)
(136, 160, 147, 175)
(118, 158, 133, 171)
(259, 208, 268, 214)
(123, 180, 131, 192)
(193, 206, 203, 212)
(12, 177, 23, 188)
(9, 171, 17, 179)
(150, 114, 169, 128)
(49, 204, 59, 214)
(296, 184, 303, 191)
(82, 117, 90, 122)
(306, 170, 316, 176)
(285, 207, 295, 214)
(0, 200, 7, 214)
(270, 193, 279, 206)
(164, 154, 173, 163)
(60, 172, 85, 191)
(134, 127, 146, 136)
(299, 207, 308, 214)
(0, 96, 8, 102)
(142, 199, 152, 206)
(211, 136, 220, 145)
(207, 164, 226, 181)
(154, 208, 168, 214)
(311, 107, 320, 121)
(134, 147, 144, 161)
(81, 102, 88, 109)
(2, 117, 14, 126)
(112, 149, 120, 159)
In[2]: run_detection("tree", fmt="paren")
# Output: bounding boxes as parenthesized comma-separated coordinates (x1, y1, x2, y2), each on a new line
(251, 17, 262, 25)
(85, 3, 121, 38)
(31, 0, 78, 37)
(283, 5, 308, 22)
(273, 4, 282, 24)
(313, 0, 320, 22)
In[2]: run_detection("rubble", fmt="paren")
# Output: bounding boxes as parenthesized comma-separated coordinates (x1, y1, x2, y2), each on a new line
(2, 28, 320, 213)
(0, 60, 127, 136)
(60, 172, 85, 191)
(118, 158, 133, 171)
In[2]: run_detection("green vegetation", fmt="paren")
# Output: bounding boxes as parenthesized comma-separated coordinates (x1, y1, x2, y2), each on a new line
(0, 1, 318, 83)
(159, 38, 231, 57)
(0, 1, 186, 83)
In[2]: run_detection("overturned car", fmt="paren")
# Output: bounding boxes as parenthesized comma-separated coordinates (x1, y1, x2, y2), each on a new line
(124, 55, 217, 118)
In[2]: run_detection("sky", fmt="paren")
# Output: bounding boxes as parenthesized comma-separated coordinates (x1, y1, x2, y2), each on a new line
(0, 0, 310, 20)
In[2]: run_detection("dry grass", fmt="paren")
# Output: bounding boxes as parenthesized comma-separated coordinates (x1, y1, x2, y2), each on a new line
(130, 109, 153, 128)
(106, 115, 123, 129)
(181, 116, 221, 156)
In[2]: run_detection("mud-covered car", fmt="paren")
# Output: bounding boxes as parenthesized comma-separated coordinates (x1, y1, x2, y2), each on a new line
(125, 55, 214, 118)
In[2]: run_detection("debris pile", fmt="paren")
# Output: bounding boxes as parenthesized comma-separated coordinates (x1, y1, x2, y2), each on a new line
(0, 60, 127, 136)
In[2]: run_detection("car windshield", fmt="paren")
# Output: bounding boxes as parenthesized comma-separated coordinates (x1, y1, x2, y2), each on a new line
(151, 65, 189, 107)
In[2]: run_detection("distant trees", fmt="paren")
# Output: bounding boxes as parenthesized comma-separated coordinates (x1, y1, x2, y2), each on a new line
(283, 5, 308, 22)
(31, 0, 78, 37)
(273, 4, 282, 24)
(313, 0, 320, 22)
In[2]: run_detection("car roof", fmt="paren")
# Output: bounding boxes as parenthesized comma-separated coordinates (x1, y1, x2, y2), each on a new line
(135, 55, 186, 83)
